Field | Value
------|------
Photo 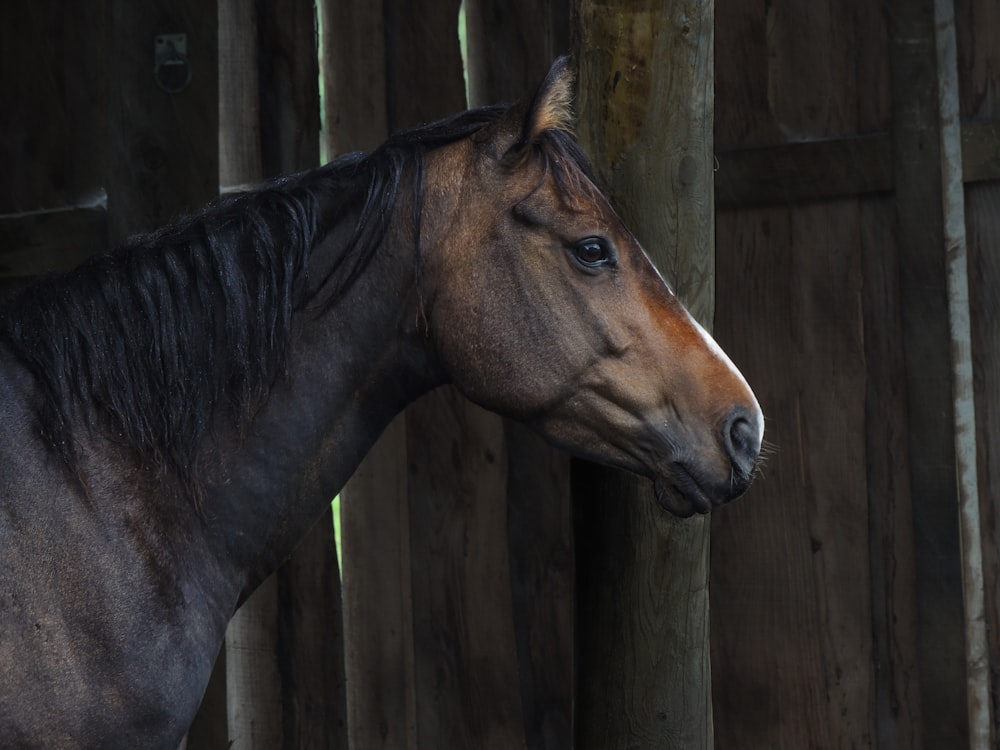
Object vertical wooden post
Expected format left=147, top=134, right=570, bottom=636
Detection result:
left=217, top=2, right=282, bottom=747
left=382, top=2, right=528, bottom=747
left=572, top=1, right=715, bottom=747
left=464, top=3, right=575, bottom=746
left=340, top=419, right=418, bottom=750
left=0, top=0, right=108, bottom=214
left=105, top=0, right=218, bottom=245
left=0, top=0, right=109, bottom=299
left=318, top=3, right=418, bottom=748
left=933, top=0, right=991, bottom=745
left=959, top=0, right=1000, bottom=742
left=710, top=4, right=898, bottom=747
left=887, top=1, right=970, bottom=746
left=465, top=0, right=561, bottom=103
left=218, top=2, right=347, bottom=747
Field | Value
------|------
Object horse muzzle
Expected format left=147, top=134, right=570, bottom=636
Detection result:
left=652, top=406, right=764, bottom=517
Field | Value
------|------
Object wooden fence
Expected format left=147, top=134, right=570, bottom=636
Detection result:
left=3, top=0, right=1000, bottom=748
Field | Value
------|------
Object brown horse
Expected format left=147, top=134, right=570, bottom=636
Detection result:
left=0, top=58, right=762, bottom=747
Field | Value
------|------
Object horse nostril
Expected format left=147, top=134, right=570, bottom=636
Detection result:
left=723, top=409, right=760, bottom=478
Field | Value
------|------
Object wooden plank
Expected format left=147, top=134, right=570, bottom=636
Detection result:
left=319, top=3, right=419, bottom=750
left=715, top=134, right=892, bottom=208
left=956, top=0, right=1000, bottom=743
left=383, top=0, right=466, bottom=128
left=105, top=0, right=218, bottom=243
left=341, top=418, right=418, bottom=750
left=254, top=0, right=321, bottom=178
left=184, top=649, right=228, bottom=749
left=407, top=390, right=526, bottom=749
left=216, top=2, right=347, bottom=747
left=276, top=514, right=347, bottom=749
left=711, top=2, right=886, bottom=747
left=250, top=3, right=348, bottom=747
left=858, top=194, right=923, bottom=749
left=572, top=2, right=716, bottom=747
left=887, top=1, right=969, bottom=746
left=320, top=4, right=416, bottom=750
left=463, top=3, right=574, bottom=747
left=218, top=0, right=262, bottom=190
left=0, top=0, right=107, bottom=300
left=711, top=204, right=873, bottom=749
left=215, top=1, right=282, bottom=745
left=962, top=121, right=1000, bottom=184
left=320, top=0, right=387, bottom=156
left=965, top=180, right=1000, bottom=747
left=381, top=2, right=529, bottom=747
left=0, top=208, right=107, bottom=278
left=934, top=3, right=991, bottom=744
left=465, top=0, right=559, bottom=105
left=0, top=0, right=107, bottom=213
left=503, top=421, right=573, bottom=749
left=226, top=577, right=283, bottom=748
left=715, top=121, right=1000, bottom=210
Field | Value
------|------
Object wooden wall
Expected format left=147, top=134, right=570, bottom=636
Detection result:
left=961, top=0, right=1000, bottom=740
left=711, top=1, right=999, bottom=747
left=4, top=0, right=1000, bottom=748
left=711, top=3, right=894, bottom=745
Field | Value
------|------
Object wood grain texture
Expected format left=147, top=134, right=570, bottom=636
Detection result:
left=407, top=389, right=527, bottom=749
left=254, top=3, right=347, bottom=747
left=105, top=0, right=218, bottom=244
left=711, top=1, right=891, bottom=747
left=383, top=3, right=529, bottom=747
left=325, top=6, right=415, bottom=749
left=887, top=1, right=968, bottom=745
left=715, top=121, right=1000, bottom=210
left=858, top=195, right=922, bottom=750
left=217, top=0, right=281, bottom=745
left=465, top=0, right=562, bottom=105
left=0, top=1, right=107, bottom=213
left=503, top=420, right=574, bottom=750
left=464, top=4, right=575, bottom=746
left=226, top=576, right=283, bottom=748
left=218, top=0, right=262, bottom=189
left=0, top=0, right=108, bottom=297
left=712, top=203, right=875, bottom=749
left=572, top=2, right=716, bottom=747
left=383, top=0, right=465, bottom=130
left=277, top=511, right=348, bottom=749
left=254, top=0, right=321, bottom=177
left=320, top=0, right=387, bottom=156
left=574, top=468, right=713, bottom=749
left=956, top=0, right=1000, bottom=742
left=965, top=181, right=1000, bottom=748
left=341, top=418, right=418, bottom=750
left=217, top=3, right=346, bottom=747
left=0, top=209, right=107, bottom=278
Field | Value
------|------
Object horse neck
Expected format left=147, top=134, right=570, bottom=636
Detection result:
left=207, top=215, right=441, bottom=597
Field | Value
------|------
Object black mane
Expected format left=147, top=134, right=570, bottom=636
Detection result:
left=0, top=102, right=593, bottom=499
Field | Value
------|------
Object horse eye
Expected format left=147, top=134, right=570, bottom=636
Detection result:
left=573, top=238, right=612, bottom=268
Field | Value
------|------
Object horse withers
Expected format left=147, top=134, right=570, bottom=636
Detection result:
left=0, top=58, right=762, bottom=747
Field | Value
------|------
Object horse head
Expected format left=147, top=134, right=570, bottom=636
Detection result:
left=419, top=58, right=763, bottom=516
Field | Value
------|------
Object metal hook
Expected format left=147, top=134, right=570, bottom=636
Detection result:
left=154, top=33, right=192, bottom=94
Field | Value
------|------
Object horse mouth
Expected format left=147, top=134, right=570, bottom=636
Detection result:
left=653, top=466, right=718, bottom=518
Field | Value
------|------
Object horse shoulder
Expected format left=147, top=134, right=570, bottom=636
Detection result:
left=0, top=355, right=231, bottom=747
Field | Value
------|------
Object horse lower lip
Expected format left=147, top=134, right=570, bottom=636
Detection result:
left=653, top=472, right=712, bottom=516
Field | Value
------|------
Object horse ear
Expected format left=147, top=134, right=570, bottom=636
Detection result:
left=520, top=56, right=575, bottom=143
left=474, top=57, right=575, bottom=161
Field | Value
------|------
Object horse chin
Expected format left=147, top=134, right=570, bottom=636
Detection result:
left=652, top=472, right=714, bottom=518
